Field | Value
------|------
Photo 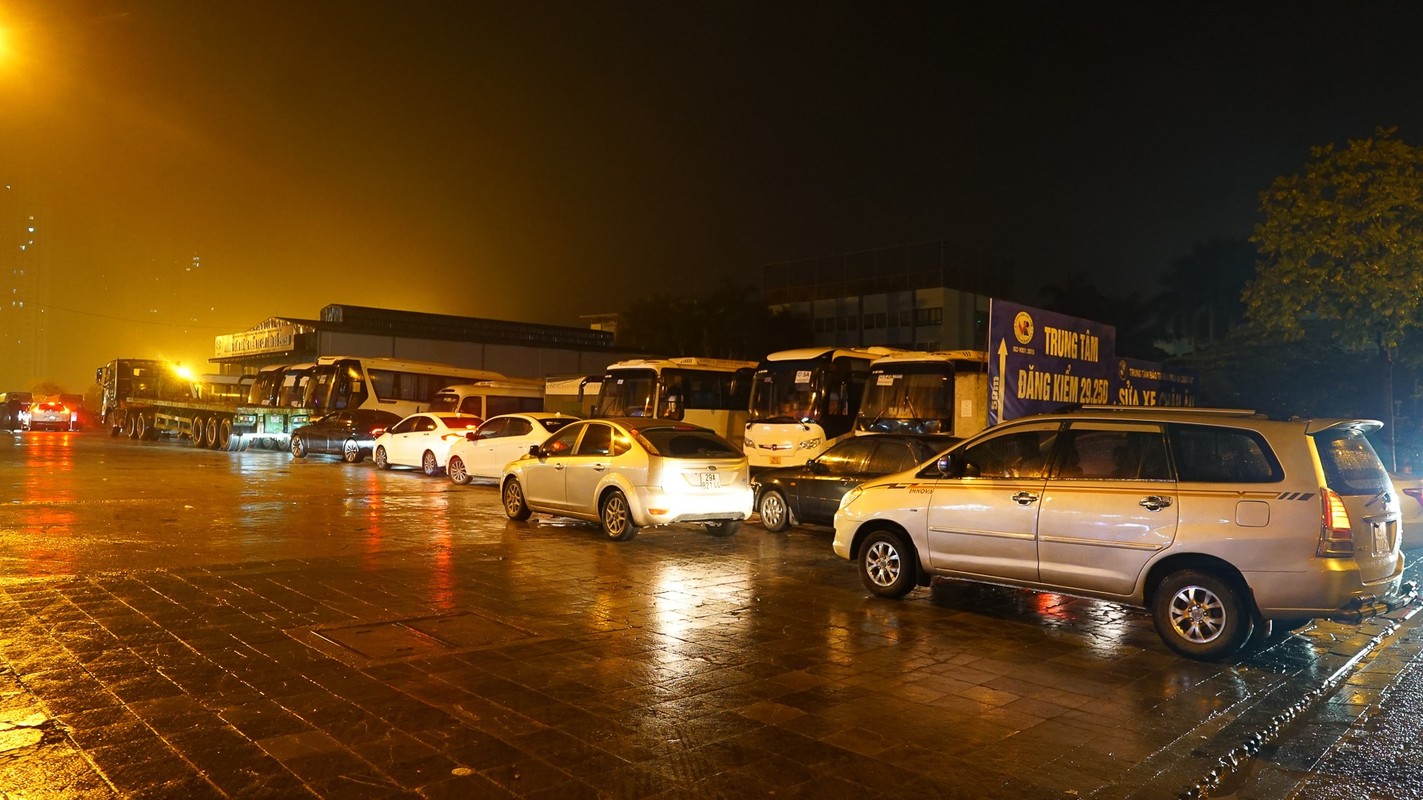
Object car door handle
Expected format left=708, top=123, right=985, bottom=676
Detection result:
left=592, top=464, right=606, bottom=471
left=1011, top=491, right=1039, bottom=505
left=553, top=464, right=565, bottom=471
left=1139, top=495, right=1173, bottom=511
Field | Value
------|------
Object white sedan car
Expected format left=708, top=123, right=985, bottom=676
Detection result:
left=500, top=417, right=753, bottom=540
left=373, top=412, right=484, bottom=476
left=446, top=412, right=580, bottom=485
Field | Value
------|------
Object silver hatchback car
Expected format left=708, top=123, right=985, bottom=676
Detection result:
left=501, top=418, right=753, bottom=541
left=832, top=407, right=1409, bottom=660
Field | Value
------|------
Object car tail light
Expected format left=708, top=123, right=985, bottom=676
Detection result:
left=440, top=433, right=462, bottom=443
left=1318, top=487, right=1354, bottom=557
left=1404, top=487, right=1423, bottom=509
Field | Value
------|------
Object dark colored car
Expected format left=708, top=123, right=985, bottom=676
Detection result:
left=753, top=434, right=945, bottom=531
left=290, top=409, right=402, bottom=463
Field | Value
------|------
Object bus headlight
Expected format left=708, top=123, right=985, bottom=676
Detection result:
left=798, top=438, right=821, bottom=451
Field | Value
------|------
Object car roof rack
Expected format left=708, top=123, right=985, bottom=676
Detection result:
left=1068, top=404, right=1259, bottom=416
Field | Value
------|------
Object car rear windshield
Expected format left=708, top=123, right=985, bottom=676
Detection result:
left=637, top=429, right=741, bottom=458
left=445, top=416, right=484, bottom=429
left=1316, top=429, right=1391, bottom=496
left=542, top=418, right=577, bottom=433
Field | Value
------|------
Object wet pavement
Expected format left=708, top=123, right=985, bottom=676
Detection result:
left=1, top=431, right=1422, bottom=798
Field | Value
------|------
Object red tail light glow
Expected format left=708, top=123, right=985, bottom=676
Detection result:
left=1318, top=488, right=1354, bottom=557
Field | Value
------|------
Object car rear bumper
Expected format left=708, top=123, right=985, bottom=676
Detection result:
left=1250, top=553, right=1409, bottom=620
left=633, top=486, right=753, bottom=527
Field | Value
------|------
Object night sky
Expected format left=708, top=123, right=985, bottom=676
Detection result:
left=5, top=1, right=1423, bottom=390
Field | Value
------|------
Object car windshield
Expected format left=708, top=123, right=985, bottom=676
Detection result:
left=1317, top=428, right=1391, bottom=496
left=636, top=428, right=741, bottom=458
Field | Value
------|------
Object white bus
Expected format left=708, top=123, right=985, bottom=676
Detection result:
left=592, top=357, right=755, bottom=444
left=232, top=356, right=507, bottom=448
left=855, top=350, right=989, bottom=440
left=428, top=379, right=545, bottom=418
left=744, top=347, right=895, bottom=468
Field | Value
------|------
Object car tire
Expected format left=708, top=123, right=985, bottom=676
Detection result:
left=448, top=456, right=471, bottom=485
left=705, top=520, right=741, bottom=537
left=758, top=489, right=791, bottom=532
left=422, top=450, right=441, bottom=476
left=502, top=479, right=532, bottom=521
left=600, top=490, right=639, bottom=541
left=342, top=439, right=362, bottom=463
left=1153, top=569, right=1254, bottom=661
left=290, top=435, right=307, bottom=458
left=859, top=530, right=918, bottom=598
left=374, top=446, right=390, bottom=470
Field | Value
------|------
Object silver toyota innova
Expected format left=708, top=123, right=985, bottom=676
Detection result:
left=832, top=407, right=1410, bottom=660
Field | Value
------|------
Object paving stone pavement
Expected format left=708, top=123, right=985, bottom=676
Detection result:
left=3, top=437, right=1421, bottom=799
left=1, top=530, right=1418, bottom=799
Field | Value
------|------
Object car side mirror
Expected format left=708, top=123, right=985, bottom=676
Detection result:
left=808, top=459, right=828, bottom=475
left=530, top=444, right=541, bottom=457
left=465, top=431, right=477, bottom=441
left=937, top=455, right=975, bottom=478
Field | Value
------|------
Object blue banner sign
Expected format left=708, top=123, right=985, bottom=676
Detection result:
left=987, top=300, right=1117, bottom=425
left=1114, top=357, right=1198, bottom=408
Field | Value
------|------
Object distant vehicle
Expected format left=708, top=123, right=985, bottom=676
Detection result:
left=500, top=418, right=753, bottom=541
left=290, top=409, right=403, bottom=463
left=0, top=392, right=33, bottom=431
left=1389, top=472, right=1423, bottom=550
left=232, top=356, right=507, bottom=451
left=96, top=359, right=248, bottom=447
left=28, top=400, right=79, bottom=432
left=373, top=412, right=485, bottom=476
left=428, top=380, right=544, bottom=419
left=856, top=350, right=989, bottom=439
left=744, top=347, right=895, bottom=469
left=593, top=357, right=755, bottom=446
left=544, top=374, right=602, bottom=417
left=752, top=434, right=943, bottom=532
left=446, top=412, right=580, bottom=485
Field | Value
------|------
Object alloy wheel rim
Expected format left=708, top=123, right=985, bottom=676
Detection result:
left=762, top=494, right=785, bottom=527
left=1168, top=585, right=1225, bottom=643
left=605, top=496, right=628, bottom=534
left=866, top=541, right=900, bottom=586
left=504, top=483, right=522, bottom=514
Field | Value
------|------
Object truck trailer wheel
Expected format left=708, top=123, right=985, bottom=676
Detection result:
left=125, top=414, right=139, bottom=439
left=191, top=417, right=207, bottom=447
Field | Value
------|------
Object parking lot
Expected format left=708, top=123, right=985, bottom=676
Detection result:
left=1, top=431, right=1419, bottom=798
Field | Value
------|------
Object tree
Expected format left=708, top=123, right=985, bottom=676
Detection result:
left=617, top=283, right=810, bottom=360
left=1157, top=238, right=1255, bottom=351
left=1244, top=127, right=1423, bottom=467
left=1037, top=272, right=1165, bottom=360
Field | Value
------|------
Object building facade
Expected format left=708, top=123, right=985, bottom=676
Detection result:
left=0, top=184, right=48, bottom=390
left=762, top=241, right=1012, bottom=352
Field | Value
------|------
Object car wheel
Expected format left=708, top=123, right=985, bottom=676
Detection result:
left=422, top=450, right=441, bottom=476
left=290, top=435, right=307, bottom=458
left=1153, top=570, right=1254, bottom=661
left=705, top=520, right=741, bottom=537
left=448, top=456, right=471, bottom=485
left=758, top=489, right=791, bottom=532
left=342, top=439, right=363, bottom=463
left=859, top=530, right=918, bottom=598
left=502, top=479, right=532, bottom=521
left=600, top=490, right=639, bottom=541
left=374, top=446, right=390, bottom=470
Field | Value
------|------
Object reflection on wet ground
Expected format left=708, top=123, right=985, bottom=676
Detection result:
left=0, top=434, right=1419, bottom=798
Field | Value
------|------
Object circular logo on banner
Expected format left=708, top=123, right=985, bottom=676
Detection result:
left=1118, top=359, right=1128, bottom=379
left=1013, top=311, right=1034, bottom=345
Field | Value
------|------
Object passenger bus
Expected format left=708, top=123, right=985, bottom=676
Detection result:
left=592, top=357, right=755, bottom=444
left=428, top=379, right=545, bottom=418
left=231, top=356, right=507, bottom=449
left=855, top=350, right=989, bottom=440
left=744, top=347, right=893, bottom=468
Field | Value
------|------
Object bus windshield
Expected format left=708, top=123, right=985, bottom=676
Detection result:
left=748, top=361, right=823, bottom=424
left=857, top=366, right=954, bottom=435
left=595, top=369, right=657, bottom=417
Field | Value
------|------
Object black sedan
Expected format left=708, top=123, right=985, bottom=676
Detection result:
left=290, top=409, right=402, bottom=463
left=753, top=434, right=945, bottom=531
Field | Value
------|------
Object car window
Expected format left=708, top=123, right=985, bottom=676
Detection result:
left=1317, top=428, right=1391, bottom=496
left=638, top=428, right=740, bottom=458
left=476, top=418, right=508, bottom=439
left=541, top=417, right=577, bottom=434
left=505, top=418, right=533, bottom=437
left=1054, top=423, right=1170, bottom=480
left=576, top=424, right=613, bottom=456
left=414, top=417, right=437, bottom=432
left=818, top=439, right=876, bottom=474
left=866, top=441, right=924, bottom=475
left=950, top=427, right=1059, bottom=479
left=543, top=424, right=583, bottom=456
left=1169, top=424, right=1282, bottom=483
left=389, top=417, right=419, bottom=434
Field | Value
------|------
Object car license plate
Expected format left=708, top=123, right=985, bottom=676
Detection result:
left=769, top=456, right=781, bottom=465
left=1374, top=523, right=1387, bottom=554
left=699, top=472, right=721, bottom=489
